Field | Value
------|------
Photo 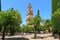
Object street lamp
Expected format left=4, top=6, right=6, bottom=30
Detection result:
left=0, top=0, right=1, bottom=11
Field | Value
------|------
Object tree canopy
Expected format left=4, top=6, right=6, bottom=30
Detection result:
left=52, top=8, right=60, bottom=33
left=52, top=0, right=60, bottom=13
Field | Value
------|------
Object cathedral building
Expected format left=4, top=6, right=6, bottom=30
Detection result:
left=26, top=3, right=33, bottom=25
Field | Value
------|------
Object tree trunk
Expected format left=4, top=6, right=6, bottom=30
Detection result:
left=2, top=23, right=8, bottom=40
left=2, top=26, right=6, bottom=40
left=10, top=27, right=13, bottom=35
left=34, top=24, right=37, bottom=39
left=10, top=26, right=15, bottom=36
left=6, top=29, right=8, bottom=35
left=59, top=34, right=60, bottom=40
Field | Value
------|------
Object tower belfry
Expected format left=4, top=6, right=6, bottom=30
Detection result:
left=0, top=0, right=1, bottom=11
left=26, top=3, right=33, bottom=24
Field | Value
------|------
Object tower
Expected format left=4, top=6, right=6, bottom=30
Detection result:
left=26, top=3, right=33, bottom=24
left=0, top=0, right=1, bottom=11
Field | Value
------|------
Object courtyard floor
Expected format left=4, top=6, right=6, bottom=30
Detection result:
left=0, top=33, right=59, bottom=40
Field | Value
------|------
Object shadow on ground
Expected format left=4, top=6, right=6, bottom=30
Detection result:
left=6, top=37, right=29, bottom=40
left=31, top=35, right=52, bottom=39
left=0, top=37, right=29, bottom=40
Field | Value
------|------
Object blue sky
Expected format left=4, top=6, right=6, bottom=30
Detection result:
left=1, top=0, right=51, bottom=25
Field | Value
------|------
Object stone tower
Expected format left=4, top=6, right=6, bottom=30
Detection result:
left=26, top=3, right=33, bottom=24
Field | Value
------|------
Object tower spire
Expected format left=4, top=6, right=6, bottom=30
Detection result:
left=0, top=0, right=1, bottom=11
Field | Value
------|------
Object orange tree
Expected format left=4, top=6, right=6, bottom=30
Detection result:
left=1, top=8, right=22, bottom=40
left=52, top=8, right=60, bottom=40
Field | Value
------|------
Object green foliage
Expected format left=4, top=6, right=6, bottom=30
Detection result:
left=28, top=19, right=34, bottom=25
left=6, top=8, right=22, bottom=35
left=34, top=14, right=41, bottom=25
left=0, top=12, right=3, bottom=32
left=20, top=25, right=34, bottom=32
left=52, top=8, right=60, bottom=33
left=52, top=0, right=60, bottom=13
left=40, top=19, right=52, bottom=31
left=24, top=26, right=34, bottom=32
left=34, top=10, right=41, bottom=31
left=0, top=8, right=22, bottom=34
left=27, top=10, right=41, bottom=32
left=45, top=19, right=52, bottom=29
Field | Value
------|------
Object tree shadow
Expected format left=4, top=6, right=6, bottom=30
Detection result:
left=0, top=37, right=29, bottom=40
left=31, top=34, right=52, bottom=39
left=32, top=36, right=45, bottom=39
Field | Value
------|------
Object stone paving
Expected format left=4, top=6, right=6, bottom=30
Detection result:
left=0, top=33, right=59, bottom=40
left=23, top=33, right=59, bottom=40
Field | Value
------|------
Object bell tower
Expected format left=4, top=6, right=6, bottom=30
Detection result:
left=26, top=3, right=33, bottom=24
